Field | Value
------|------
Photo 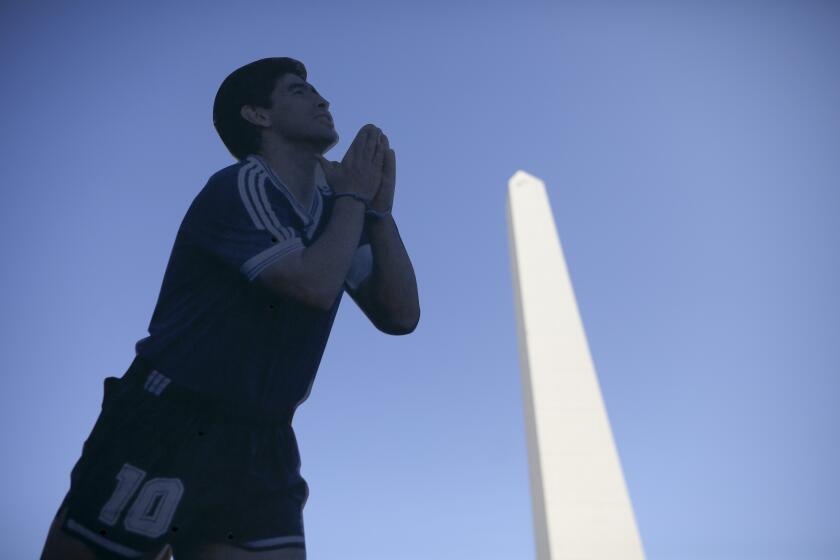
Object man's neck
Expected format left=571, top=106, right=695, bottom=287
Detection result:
left=257, top=137, right=319, bottom=206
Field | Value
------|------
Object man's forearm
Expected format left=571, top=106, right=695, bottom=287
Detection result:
left=298, top=197, right=366, bottom=309
left=365, top=214, right=420, bottom=330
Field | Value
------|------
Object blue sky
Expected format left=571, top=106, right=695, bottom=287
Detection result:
left=2, top=1, right=838, bottom=558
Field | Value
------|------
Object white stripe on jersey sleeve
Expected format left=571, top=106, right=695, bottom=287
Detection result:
left=237, top=162, right=265, bottom=230
left=246, top=171, right=289, bottom=242
left=255, top=171, right=297, bottom=241
left=237, top=162, right=297, bottom=243
left=241, top=237, right=305, bottom=282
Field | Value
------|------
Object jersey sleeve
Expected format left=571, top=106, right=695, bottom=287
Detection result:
left=344, top=228, right=374, bottom=292
left=186, top=164, right=305, bottom=282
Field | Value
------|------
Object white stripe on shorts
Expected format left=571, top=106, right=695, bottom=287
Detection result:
left=241, top=534, right=306, bottom=549
left=66, top=518, right=144, bottom=558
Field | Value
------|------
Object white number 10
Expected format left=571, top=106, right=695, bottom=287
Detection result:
left=98, top=462, right=184, bottom=538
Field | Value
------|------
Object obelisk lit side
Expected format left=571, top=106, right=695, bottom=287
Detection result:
left=506, top=170, right=645, bottom=560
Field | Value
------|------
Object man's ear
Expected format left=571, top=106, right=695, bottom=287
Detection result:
left=240, top=105, right=268, bottom=127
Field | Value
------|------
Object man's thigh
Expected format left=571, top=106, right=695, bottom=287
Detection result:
left=172, top=541, right=305, bottom=560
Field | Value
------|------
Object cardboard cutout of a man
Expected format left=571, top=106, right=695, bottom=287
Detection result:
left=41, top=56, right=420, bottom=560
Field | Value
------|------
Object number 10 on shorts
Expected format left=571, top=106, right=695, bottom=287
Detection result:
left=98, top=462, right=184, bottom=538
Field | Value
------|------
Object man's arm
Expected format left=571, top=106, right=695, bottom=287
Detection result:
left=258, top=196, right=366, bottom=310
left=259, top=125, right=384, bottom=310
left=349, top=214, right=420, bottom=335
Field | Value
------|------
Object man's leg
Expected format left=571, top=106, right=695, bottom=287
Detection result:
left=40, top=503, right=98, bottom=560
left=40, top=504, right=173, bottom=560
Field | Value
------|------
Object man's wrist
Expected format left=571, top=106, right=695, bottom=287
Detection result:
left=333, top=191, right=372, bottom=206
left=365, top=205, right=391, bottom=220
left=366, top=211, right=394, bottom=227
left=333, top=193, right=368, bottom=212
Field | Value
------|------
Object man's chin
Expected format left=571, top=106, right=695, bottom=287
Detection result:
left=294, top=130, right=338, bottom=154
left=319, top=132, right=339, bottom=154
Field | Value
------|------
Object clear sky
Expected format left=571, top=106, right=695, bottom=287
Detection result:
left=2, top=1, right=838, bottom=558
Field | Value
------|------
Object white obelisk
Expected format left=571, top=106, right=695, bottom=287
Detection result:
left=506, top=170, right=645, bottom=560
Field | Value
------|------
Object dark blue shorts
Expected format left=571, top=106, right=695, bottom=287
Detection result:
left=58, top=355, right=309, bottom=559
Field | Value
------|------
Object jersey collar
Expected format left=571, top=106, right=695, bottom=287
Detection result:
left=246, top=154, right=333, bottom=238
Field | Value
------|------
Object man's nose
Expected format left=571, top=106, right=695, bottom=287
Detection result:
left=312, top=91, right=329, bottom=107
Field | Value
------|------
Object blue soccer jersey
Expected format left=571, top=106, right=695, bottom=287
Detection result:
left=134, top=154, right=373, bottom=416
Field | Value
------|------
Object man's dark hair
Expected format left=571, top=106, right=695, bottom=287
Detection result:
left=213, top=57, right=308, bottom=161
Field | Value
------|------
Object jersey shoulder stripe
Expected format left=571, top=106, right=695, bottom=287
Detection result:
left=236, top=162, right=296, bottom=242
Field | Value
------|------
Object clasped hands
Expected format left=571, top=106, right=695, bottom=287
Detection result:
left=315, top=124, right=395, bottom=215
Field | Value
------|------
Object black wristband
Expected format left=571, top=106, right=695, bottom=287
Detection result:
left=365, top=207, right=391, bottom=220
left=332, top=192, right=371, bottom=206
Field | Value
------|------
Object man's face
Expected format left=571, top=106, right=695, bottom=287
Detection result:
left=262, top=73, right=338, bottom=153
